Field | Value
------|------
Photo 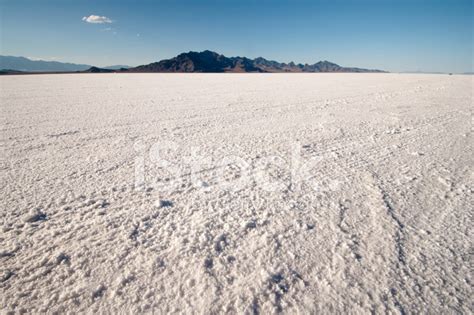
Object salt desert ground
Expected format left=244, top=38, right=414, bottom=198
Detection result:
left=1, top=73, right=472, bottom=313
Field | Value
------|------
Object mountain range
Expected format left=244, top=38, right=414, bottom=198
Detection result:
left=0, top=51, right=385, bottom=73
left=0, top=56, right=129, bottom=72
left=131, top=50, right=385, bottom=73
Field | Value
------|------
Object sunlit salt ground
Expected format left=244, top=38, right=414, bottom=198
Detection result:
left=1, top=73, right=472, bottom=313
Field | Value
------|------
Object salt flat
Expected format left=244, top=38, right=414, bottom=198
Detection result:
left=1, top=73, right=472, bottom=313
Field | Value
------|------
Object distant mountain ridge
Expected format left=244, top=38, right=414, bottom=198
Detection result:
left=0, top=56, right=130, bottom=72
left=0, top=56, right=91, bottom=72
left=131, top=50, right=385, bottom=73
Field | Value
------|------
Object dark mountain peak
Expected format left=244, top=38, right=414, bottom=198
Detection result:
left=134, top=50, right=236, bottom=72
left=200, top=50, right=220, bottom=56
left=84, top=66, right=115, bottom=73
left=177, top=50, right=224, bottom=62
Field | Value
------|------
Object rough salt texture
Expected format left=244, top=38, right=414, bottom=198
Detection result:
left=1, top=73, right=472, bottom=313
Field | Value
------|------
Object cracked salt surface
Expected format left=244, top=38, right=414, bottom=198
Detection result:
left=1, top=73, right=472, bottom=313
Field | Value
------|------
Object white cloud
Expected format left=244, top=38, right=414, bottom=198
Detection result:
left=82, top=15, right=113, bottom=24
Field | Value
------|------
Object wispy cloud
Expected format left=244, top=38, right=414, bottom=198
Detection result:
left=82, top=15, right=113, bottom=24
left=100, top=27, right=117, bottom=35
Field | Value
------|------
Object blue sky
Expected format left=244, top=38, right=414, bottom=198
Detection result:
left=1, top=0, right=472, bottom=72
